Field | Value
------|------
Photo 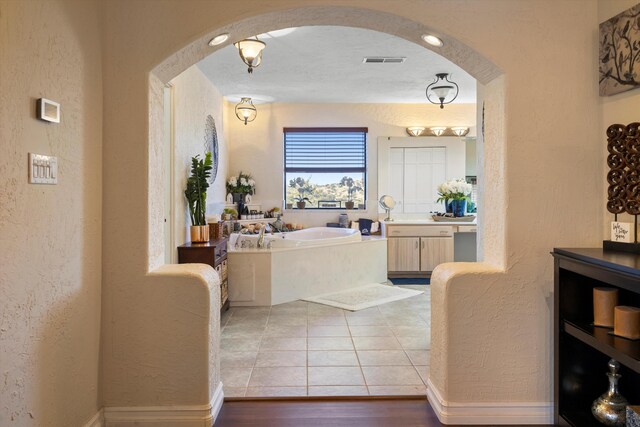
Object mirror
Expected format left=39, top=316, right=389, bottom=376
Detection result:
left=379, top=195, right=396, bottom=221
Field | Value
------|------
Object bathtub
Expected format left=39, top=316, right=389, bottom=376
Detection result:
left=229, top=227, right=361, bottom=249
left=227, top=228, right=387, bottom=306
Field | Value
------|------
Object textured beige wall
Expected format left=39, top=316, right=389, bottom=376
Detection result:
left=101, top=0, right=601, bottom=412
left=0, top=0, right=103, bottom=425
left=226, top=102, right=476, bottom=227
left=171, top=66, right=228, bottom=248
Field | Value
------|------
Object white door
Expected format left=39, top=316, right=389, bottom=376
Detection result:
left=389, top=148, right=405, bottom=213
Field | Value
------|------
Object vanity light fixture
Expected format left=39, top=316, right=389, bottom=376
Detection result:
left=451, top=126, right=470, bottom=137
left=235, top=97, right=257, bottom=125
left=406, top=126, right=427, bottom=137
left=421, top=34, right=443, bottom=47
left=426, top=73, right=459, bottom=109
left=234, top=37, right=266, bottom=73
left=430, top=127, right=447, bottom=137
left=209, top=33, right=229, bottom=46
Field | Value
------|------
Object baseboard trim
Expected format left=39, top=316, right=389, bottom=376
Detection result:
left=83, top=409, right=104, bottom=427
left=426, top=378, right=553, bottom=425
left=103, top=381, right=224, bottom=426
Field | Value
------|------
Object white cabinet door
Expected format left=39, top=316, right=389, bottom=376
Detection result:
left=388, top=237, right=420, bottom=272
left=420, top=237, right=454, bottom=272
left=389, top=148, right=405, bottom=213
left=403, top=147, right=446, bottom=213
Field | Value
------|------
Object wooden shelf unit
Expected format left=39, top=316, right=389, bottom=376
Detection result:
left=178, top=237, right=230, bottom=313
left=553, top=248, right=640, bottom=426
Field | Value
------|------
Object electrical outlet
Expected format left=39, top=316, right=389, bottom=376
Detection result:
left=29, top=153, right=57, bottom=185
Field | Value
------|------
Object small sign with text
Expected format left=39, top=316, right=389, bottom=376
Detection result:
left=611, top=221, right=632, bottom=242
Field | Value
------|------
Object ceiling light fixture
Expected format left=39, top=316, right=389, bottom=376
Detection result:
left=426, top=73, right=459, bottom=109
left=451, top=126, right=469, bottom=137
left=406, top=127, right=427, bottom=137
left=421, top=34, right=443, bottom=47
left=235, top=97, right=257, bottom=125
left=208, top=33, right=229, bottom=46
left=234, top=37, right=266, bottom=73
left=430, top=127, right=447, bottom=137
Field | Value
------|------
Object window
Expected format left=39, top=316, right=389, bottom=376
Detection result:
left=284, top=127, right=367, bottom=209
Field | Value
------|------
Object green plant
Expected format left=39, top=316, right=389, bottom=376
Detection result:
left=223, top=207, right=238, bottom=219
left=339, top=176, right=363, bottom=201
left=184, top=152, right=213, bottom=226
left=436, top=179, right=473, bottom=203
left=289, top=177, right=314, bottom=200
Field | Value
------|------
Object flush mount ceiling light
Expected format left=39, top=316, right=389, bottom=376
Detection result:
left=235, top=97, right=257, bottom=125
left=451, top=126, right=470, bottom=137
left=234, top=37, right=266, bottom=73
left=421, top=34, right=443, bottom=47
left=426, top=73, right=459, bottom=109
left=208, top=33, right=229, bottom=46
left=430, top=127, right=447, bottom=137
left=406, top=127, right=427, bottom=137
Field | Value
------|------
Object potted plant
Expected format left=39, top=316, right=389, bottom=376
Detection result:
left=184, top=152, right=213, bottom=242
left=339, top=176, right=363, bottom=210
left=222, top=207, right=237, bottom=221
left=226, top=172, right=256, bottom=203
left=289, top=177, right=314, bottom=209
left=436, top=178, right=473, bottom=217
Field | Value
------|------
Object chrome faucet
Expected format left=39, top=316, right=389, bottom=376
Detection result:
left=257, top=224, right=266, bottom=248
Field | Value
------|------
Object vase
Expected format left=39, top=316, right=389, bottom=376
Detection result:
left=445, top=200, right=453, bottom=213
left=592, top=359, right=628, bottom=426
left=451, top=199, right=467, bottom=217
left=345, top=201, right=355, bottom=210
left=190, top=225, right=209, bottom=243
left=232, top=192, right=244, bottom=203
left=296, top=201, right=306, bottom=209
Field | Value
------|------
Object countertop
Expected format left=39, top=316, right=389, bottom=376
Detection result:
left=382, top=218, right=477, bottom=226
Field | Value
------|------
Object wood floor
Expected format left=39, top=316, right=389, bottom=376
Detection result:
left=215, top=397, right=555, bottom=426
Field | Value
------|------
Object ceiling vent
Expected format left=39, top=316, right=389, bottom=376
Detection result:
left=362, top=57, right=406, bottom=64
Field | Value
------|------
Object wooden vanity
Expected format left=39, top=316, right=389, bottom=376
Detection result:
left=382, top=220, right=476, bottom=277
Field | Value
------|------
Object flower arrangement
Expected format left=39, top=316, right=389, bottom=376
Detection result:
left=339, top=176, right=363, bottom=202
left=227, top=171, right=255, bottom=195
left=436, top=179, right=472, bottom=203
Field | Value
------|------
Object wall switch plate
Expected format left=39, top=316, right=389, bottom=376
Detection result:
left=29, top=153, right=57, bottom=184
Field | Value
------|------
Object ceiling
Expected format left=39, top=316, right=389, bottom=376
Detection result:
left=196, top=26, right=476, bottom=104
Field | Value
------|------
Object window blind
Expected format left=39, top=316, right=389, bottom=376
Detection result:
left=284, top=128, right=367, bottom=173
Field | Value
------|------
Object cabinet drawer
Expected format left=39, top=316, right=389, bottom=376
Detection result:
left=457, top=225, right=477, bottom=233
left=386, top=225, right=453, bottom=237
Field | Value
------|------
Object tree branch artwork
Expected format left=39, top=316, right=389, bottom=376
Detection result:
left=600, top=3, right=640, bottom=96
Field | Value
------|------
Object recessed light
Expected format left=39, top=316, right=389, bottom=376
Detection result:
left=422, top=34, right=443, bottom=47
left=209, top=33, right=229, bottom=46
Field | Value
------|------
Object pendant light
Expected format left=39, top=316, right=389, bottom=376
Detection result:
left=234, top=37, right=266, bottom=73
left=426, top=73, right=459, bottom=109
left=235, top=98, right=257, bottom=125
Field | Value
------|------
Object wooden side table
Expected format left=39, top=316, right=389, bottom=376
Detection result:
left=177, top=237, right=229, bottom=312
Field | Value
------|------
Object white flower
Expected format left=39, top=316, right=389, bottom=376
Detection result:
left=248, top=179, right=255, bottom=187
left=228, top=176, right=237, bottom=186
left=240, top=177, right=248, bottom=186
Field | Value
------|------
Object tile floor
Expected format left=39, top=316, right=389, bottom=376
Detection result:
left=220, top=285, right=430, bottom=397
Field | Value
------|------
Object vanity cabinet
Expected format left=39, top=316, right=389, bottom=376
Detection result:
left=420, top=237, right=454, bottom=272
left=385, top=224, right=455, bottom=276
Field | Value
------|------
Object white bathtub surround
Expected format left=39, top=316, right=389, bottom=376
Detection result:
left=228, top=228, right=387, bottom=306
left=303, top=283, right=423, bottom=311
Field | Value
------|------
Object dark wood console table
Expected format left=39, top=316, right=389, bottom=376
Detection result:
left=178, top=237, right=229, bottom=312
left=553, top=248, right=640, bottom=426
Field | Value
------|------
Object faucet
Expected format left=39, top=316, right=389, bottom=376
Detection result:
left=257, top=224, right=266, bottom=248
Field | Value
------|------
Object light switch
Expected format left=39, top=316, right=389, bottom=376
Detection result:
left=29, top=153, right=57, bottom=185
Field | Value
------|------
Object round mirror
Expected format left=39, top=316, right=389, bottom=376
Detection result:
left=379, top=195, right=396, bottom=210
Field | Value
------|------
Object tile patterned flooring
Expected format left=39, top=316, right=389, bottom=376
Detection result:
left=220, top=285, right=430, bottom=397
